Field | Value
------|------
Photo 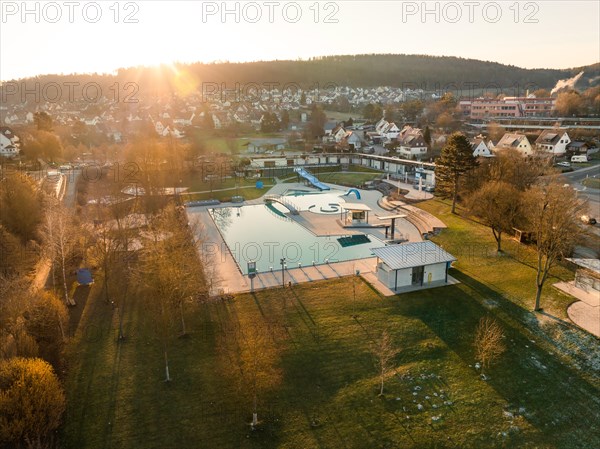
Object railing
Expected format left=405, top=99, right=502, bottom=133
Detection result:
left=264, top=194, right=299, bottom=215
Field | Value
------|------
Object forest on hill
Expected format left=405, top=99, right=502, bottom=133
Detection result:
left=2, top=54, right=598, bottom=104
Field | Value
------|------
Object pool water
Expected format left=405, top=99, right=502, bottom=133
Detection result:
left=210, top=204, right=385, bottom=274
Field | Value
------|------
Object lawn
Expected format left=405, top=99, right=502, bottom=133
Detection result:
left=417, top=199, right=576, bottom=320
left=582, top=177, right=600, bottom=189
left=62, top=274, right=600, bottom=449
left=318, top=172, right=382, bottom=187
left=197, top=137, right=251, bottom=154
left=181, top=183, right=273, bottom=202
left=282, top=165, right=384, bottom=187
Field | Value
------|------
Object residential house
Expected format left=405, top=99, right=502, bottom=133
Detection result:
left=397, top=126, right=428, bottom=158
left=567, top=141, right=594, bottom=156
left=339, top=131, right=362, bottom=151
left=471, top=135, right=494, bottom=157
left=535, top=129, right=571, bottom=155
left=0, top=127, right=20, bottom=158
left=375, top=118, right=400, bottom=140
left=330, top=124, right=347, bottom=143
left=495, top=133, right=533, bottom=156
left=173, top=113, right=195, bottom=127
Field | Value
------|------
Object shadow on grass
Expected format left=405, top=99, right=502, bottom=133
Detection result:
left=398, top=275, right=600, bottom=448
left=68, top=284, right=92, bottom=336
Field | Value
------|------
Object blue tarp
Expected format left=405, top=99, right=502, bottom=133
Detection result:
left=77, top=268, right=94, bottom=286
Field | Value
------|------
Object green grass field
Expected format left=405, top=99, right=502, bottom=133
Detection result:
left=282, top=165, right=383, bottom=187
left=318, top=172, right=382, bottom=186
left=60, top=199, right=600, bottom=449
left=582, top=177, right=600, bottom=189
left=418, top=199, right=576, bottom=320
left=198, top=137, right=251, bottom=153
left=182, top=184, right=273, bottom=202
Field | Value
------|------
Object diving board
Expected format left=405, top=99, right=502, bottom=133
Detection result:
left=294, top=167, right=330, bottom=191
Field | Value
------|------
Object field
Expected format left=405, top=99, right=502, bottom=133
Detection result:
left=195, top=135, right=291, bottom=154
left=181, top=183, right=274, bottom=202
left=282, top=165, right=384, bottom=187
left=317, top=171, right=382, bottom=186
left=61, top=199, right=600, bottom=449
left=582, top=177, right=600, bottom=189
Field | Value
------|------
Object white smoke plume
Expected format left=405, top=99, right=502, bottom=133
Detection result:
left=551, top=71, right=584, bottom=95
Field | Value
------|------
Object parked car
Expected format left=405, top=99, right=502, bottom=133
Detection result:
left=581, top=215, right=597, bottom=225
left=556, top=161, right=571, bottom=167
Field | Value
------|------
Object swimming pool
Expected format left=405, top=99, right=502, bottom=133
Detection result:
left=209, top=204, right=385, bottom=274
left=283, top=189, right=347, bottom=215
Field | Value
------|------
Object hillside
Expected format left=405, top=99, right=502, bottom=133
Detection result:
left=1, top=55, right=598, bottom=104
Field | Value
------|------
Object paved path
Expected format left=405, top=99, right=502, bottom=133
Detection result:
left=382, top=179, right=434, bottom=200
left=555, top=281, right=600, bottom=337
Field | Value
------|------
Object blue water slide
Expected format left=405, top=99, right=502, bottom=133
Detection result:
left=294, top=167, right=330, bottom=191
left=343, top=188, right=361, bottom=200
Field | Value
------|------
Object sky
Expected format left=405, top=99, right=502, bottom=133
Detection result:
left=1, top=0, right=599, bottom=81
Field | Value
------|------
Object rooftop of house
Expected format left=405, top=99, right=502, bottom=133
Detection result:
left=535, top=129, right=568, bottom=145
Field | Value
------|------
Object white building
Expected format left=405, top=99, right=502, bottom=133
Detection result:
left=495, top=133, right=533, bottom=157
left=0, top=128, right=20, bottom=158
left=397, top=126, right=428, bottom=158
left=371, top=241, right=456, bottom=292
left=535, top=129, right=571, bottom=155
left=471, top=138, right=493, bottom=157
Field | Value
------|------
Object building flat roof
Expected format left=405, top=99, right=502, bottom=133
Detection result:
left=377, top=214, right=408, bottom=220
left=567, top=258, right=600, bottom=275
left=341, top=203, right=372, bottom=212
left=371, top=241, right=456, bottom=270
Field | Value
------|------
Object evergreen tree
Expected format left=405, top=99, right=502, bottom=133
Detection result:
left=435, top=132, right=478, bottom=214
left=280, top=110, right=290, bottom=130
left=423, top=126, right=432, bottom=145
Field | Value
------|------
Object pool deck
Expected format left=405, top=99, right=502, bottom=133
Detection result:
left=186, top=181, right=426, bottom=295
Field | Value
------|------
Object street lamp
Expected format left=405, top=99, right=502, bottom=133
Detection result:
left=280, top=258, right=286, bottom=287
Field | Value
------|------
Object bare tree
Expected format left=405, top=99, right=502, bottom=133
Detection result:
left=370, top=329, right=399, bottom=396
left=468, top=181, right=523, bottom=252
left=473, top=316, right=505, bottom=375
left=220, top=321, right=284, bottom=428
left=134, top=205, right=207, bottom=380
left=154, top=206, right=207, bottom=335
left=88, top=220, right=121, bottom=304
left=525, top=181, right=585, bottom=311
left=42, top=200, right=77, bottom=306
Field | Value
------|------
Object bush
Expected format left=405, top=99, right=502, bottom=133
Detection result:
left=0, top=357, right=66, bottom=448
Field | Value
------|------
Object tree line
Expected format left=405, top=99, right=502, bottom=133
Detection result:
left=435, top=133, right=586, bottom=311
left=4, top=55, right=598, bottom=106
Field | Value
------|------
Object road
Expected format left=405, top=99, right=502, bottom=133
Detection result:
left=63, top=169, right=81, bottom=209
left=561, top=164, right=600, bottom=212
left=561, top=165, right=600, bottom=258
